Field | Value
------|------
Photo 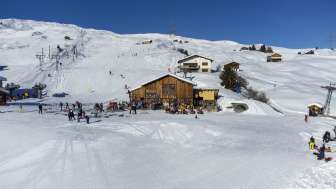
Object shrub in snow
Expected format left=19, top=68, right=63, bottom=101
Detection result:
left=244, top=87, right=269, bottom=104
left=177, top=48, right=189, bottom=56
left=219, top=68, right=247, bottom=90
left=32, top=31, right=43, bottom=36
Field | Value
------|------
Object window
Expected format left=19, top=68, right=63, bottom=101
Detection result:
left=202, top=62, right=208, bottom=66
left=145, top=90, right=159, bottom=99
left=202, top=69, right=209, bottom=72
left=162, top=84, right=176, bottom=96
left=184, top=63, right=198, bottom=67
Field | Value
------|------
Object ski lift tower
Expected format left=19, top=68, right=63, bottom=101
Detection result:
left=321, top=83, right=336, bottom=115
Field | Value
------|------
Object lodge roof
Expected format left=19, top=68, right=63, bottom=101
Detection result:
left=131, top=73, right=196, bottom=91
left=269, top=53, right=282, bottom=58
left=177, top=55, right=214, bottom=63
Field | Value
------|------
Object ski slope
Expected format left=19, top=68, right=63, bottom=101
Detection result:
left=1, top=19, right=336, bottom=188
left=2, top=19, right=336, bottom=113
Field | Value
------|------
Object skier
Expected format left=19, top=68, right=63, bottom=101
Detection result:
left=323, top=131, right=331, bottom=143
left=59, top=102, right=63, bottom=111
left=38, top=104, right=43, bottom=114
left=65, top=102, right=69, bottom=111
left=309, top=136, right=316, bottom=150
left=333, top=126, right=336, bottom=140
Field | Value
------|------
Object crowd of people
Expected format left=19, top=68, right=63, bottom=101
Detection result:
left=308, top=126, right=336, bottom=162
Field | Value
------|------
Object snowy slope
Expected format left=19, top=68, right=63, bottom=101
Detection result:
left=2, top=19, right=336, bottom=189
left=2, top=19, right=336, bottom=114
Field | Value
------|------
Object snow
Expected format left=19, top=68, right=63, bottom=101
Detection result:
left=1, top=19, right=336, bottom=188
left=0, top=108, right=317, bottom=189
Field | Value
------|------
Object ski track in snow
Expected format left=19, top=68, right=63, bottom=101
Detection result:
left=1, top=19, right=336, bottom=188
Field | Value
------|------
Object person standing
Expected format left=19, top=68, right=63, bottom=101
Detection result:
left=85, top=115, right=90, bottom=124
left=309, top=136, right=316, bottom=150
left=323, top=131, right=331, bottom=143
left=68, top=110, right=72, bottom=121
left=65, top=102, right=69, bottom=110
left=304, top=114, right=308, bottom=123
left=77, top=112, right=81, bottom=122
left=317, top=144, right=326, bottom=160
left=59, top=102, right=63, bottom=111
left=38, top=104, right=43, bottom=114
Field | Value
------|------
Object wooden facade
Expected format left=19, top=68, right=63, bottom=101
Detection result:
left=193, top=88, right=219, bottom=111
left=131, top=74, right=194, bottom=107
left=223, top=62, right=240, bottom=71
left=267, top=53, right=282, bottom=62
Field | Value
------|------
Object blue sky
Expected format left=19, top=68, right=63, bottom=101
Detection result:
left=2, top=0, right=336, bottom=48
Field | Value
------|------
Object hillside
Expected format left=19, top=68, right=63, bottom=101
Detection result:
left=2, top=19, right=336, bottom=189
left=1, top=19, right=336, bottom=114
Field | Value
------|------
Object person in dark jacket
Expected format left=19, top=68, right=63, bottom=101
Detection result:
left=59, top=102, right=63, bottom=111
left=77, top=112, right=81, bottom=122
left=323, top=131, right=331, bottom=143
left=38, top=104, right=43, bottom=114
left=85, top=115, right=90, bottom=124
left=68, top=110, right=72, bottom=121
left=65, top=102, right=69, bottom=110
left=317, top=144, right=326, bottom=160
left=129, top=101, right=137, bottom=114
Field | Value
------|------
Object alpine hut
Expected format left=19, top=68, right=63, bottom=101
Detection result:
left=223, top=62, right=240, bottom=72
left=130, top=73, right=195, bottom=109
left=267, top=53, right=282, bottom=62
left=177, top=55, right=214, bottom=73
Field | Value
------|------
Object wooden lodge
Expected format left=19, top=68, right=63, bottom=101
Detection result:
left=223, top=62, right=240, bottom=71
left=267, top=53, right=282, bottom=62
left=130, top=73, right=220, bottom=111
left=130, top=73, right=195, bottom=108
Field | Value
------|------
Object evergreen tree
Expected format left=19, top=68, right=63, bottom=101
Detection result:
left=259, top=44, right=266, bottom=53
left=266, top=46, right=273, bottom=53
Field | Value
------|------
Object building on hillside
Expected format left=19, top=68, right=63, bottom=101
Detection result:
left=177, top=55, right=214, bottom=73
left=267, top=53, right=282, bottom=62
left=223, top=62, right=240, bottom=71
left=193, top=88, right=219, bottom=111
left=308, top=103, right=323, bottom=116
left=130, top=73, right=195, bottom=109
left=0, top=87, right=9, bottom=105
left=142, top=40, right=153, bottom=44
